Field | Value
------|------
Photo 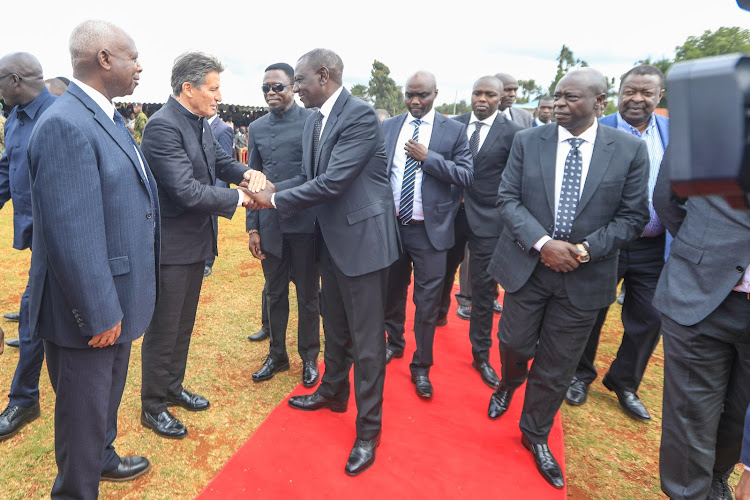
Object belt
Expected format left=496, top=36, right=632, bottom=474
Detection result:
left=401, top=219, right=424, bottom=226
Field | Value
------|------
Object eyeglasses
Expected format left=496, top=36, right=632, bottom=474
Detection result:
left=261, top=83, right=292, bottom=94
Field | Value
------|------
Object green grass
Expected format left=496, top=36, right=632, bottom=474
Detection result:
left=0, top=203, right=742, bottom=499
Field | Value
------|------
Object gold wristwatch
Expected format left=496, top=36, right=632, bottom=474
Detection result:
left=576, top=243, right=590, bottom=263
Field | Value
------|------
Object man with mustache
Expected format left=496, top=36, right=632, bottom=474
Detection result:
left=565, top=65, right=668, bottom=423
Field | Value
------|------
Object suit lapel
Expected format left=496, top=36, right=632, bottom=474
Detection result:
left=315, top=88, right=350, bottom=175
left=201, top=119, right=216, bottom=184
left=578, top=126, right=615, bottom=213
left=386, top=114, right=408, bottom=174
left=428, top=113, right=447, bottom=151
left=302, top=113, right=315, bottom=180
left=539, top=125, right=558, bottom=217
left=475, top=114, right=505, bottom=163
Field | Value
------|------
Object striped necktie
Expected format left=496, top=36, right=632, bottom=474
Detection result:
left=398, top=119, right=421, bottom=225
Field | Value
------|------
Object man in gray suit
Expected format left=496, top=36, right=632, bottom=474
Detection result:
left=246, top=48, right=399, bottom=477
left=246, top=62, right=320, bottom=388
left=494, top=73, right=533, bottom=129
left=486, top=68, right=649, bottom=489
left=382, top=70, right=473, bottom=398
left=653, top=151, right=750, bottom=500
left=27, top=20, right=158, bottom=496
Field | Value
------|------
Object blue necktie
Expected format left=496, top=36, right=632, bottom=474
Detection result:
left=398, top=119, right=421, bottom=225
left=553, top=137, right=584, bottom=241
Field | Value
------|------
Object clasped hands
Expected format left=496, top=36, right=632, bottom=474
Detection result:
left=540, top=240, right=587, bottom=273
left=239, top=169, right=276, bottom=209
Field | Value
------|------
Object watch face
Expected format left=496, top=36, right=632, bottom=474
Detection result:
left=578, top=254, right=590, bottom=263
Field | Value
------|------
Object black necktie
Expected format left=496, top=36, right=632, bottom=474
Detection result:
left=553, top=137, right=584, bottom=241
left=312, top=111, right=323, bottom=165
left=469, top=122, right=483, bottom=157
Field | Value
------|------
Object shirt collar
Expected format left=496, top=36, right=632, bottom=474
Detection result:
left=207, top=114, right=218, bottom=125
left=170, top=95, right=202, bottom=121
left=558, top=119, right=598, bottom=145
left=71, top=78, right=116, bottom=122
left=17, top=88, right=53, bottom=120
left=470, top=110, right=498, bottom=127
left=319, top=85, right=344, bottom=119
left=407, top=107, right=436, bottom=126
left=615, top=111, right=656, bottom=137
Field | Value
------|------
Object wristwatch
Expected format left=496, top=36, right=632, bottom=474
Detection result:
left=576, top=243, right=590, bottom=263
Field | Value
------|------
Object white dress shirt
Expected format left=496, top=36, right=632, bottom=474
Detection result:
left=466, top=110, right=498, bottom=153
left=534, top=120, right=599, bottom=251
left=390, top=108, right=436, bottom=221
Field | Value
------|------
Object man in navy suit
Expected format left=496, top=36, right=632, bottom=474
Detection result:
left=27, top=20, right=158, bottom=497
left=204, top=111, right=235, bottom=276
left=382, top=71, right=473, bottom=398
left=565, top=66, right=668, bottom=422
left=0, top=52, right=55, bottom=441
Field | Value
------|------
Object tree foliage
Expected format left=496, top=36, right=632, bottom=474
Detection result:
left=517, top=79, right=544, bottom=103
left=548, top=44, right=588, bottom=95
left=368, top=60, right=406, bottom=116
left=435, top=100, right=471, bottom=116
left=674, top=26, right=750, bottom=62
left=350, top=84, right=370, bottom=102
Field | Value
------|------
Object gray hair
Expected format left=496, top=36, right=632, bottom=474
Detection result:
left=298, top=48, right=343, bottom=83
left=171, top=51, right=225, bottom=95
left=69, top=20, right=121, bottom=64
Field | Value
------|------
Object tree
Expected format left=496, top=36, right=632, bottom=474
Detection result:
left=548, top=44, right=588, bottom=95
left=435, top=100, right=471, bottom=116
left=350, top=84, right=370, bottom=102
left=517, top=79, right=544, bottom=103
left=674, top=26, right=750, bottom=62
left=368, top=60, right=406, bottom=116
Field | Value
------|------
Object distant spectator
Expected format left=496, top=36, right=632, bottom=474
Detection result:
left=375, top=108, right=390, bottom=123
left=126, top=110, right=136, bottom=134
left=132, top=102, right=147, bottom=144
left=494, top=72, right=533, bottom=128
left=532, top=96, right=554, bottom=127
left=234, top=125, right=247, bottom=149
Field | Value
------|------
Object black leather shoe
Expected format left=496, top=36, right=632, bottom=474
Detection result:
left=522, top=434, right=565, bottom=489
left=565, top=378, right=589, bottom=406
left=302, top=361, right=320, bottom=388
left=411, top=375, right=433, bottom=398
left=247, top=327, right=270, bottom=342
left=456, top=305, right=471, bottom=320
left=3, top=312, right=20, bottom=322
left=140, top=410, right=187, bottom=439
left=385, top=347, right=404, bottom=364
left=493, top=300, right=503, bottom=314
left=472, top=360, right=500, bottom=389
left=708, top=470, right=733, bottom=500
left=0, top=402, right=40, bottom=441
left=436, top=316, right=448, bottom=326
left=203, top=265, right=212, bottom=277
left=167, top=388, right=210, bottom=412
left=288, top=391, right=347, bottom=413
left=252, top=356, right=290, bottom=382
left=602, top=376, right=650, bottom=420
left=101, top=456, right=152, bottom=482
left=5, top=338, right=19, bottom=348
left=488, top=386, right=515, bottom=419
left=345, top=435, right=380, bottom=476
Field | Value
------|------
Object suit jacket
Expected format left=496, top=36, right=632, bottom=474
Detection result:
left=26, top=82, right=160, bottom=348
left=210, top=116, right=235, bottom=157
left=488, top=123, right=650, bottom=310
left=141, top=96, right=248, bottom=265
left=382, top=112, right=473, bottom=251
left=274, top=88, right=400, bottom=277
left=0, top=88, right=56, bottom=250
left=454, top=112, right=524, bottom=238
left=245, top=104, right=315, bottom=258
left=508, top=107, right=533, bottom=129
left=652, top=150, right=750, bottom=326
left=600, top=112, right=669, bottom=149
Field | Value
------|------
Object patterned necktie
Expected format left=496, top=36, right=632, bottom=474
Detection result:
left=553, top=137, right=585, bottom=241
left=113, top=111, right=138, bottom=147
left=469, top=122, right=483, bottom=157
left=398, top=119, right=422, bottom=225
left=312, top=111, right=323, bottom=165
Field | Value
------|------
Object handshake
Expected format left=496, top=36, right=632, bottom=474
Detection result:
left=239, top=169, right=276, bottom=210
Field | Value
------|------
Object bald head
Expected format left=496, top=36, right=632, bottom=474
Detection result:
left=558, top=67, right=607, bottom=95
left=298, top=48, right=343, bottom=84
left=405, top=70, right=437, bottom=92
left=553, top=68, right=607, bottom=136
left=474, top=75, right=503, bottom=93
left=0, top=52, right=46, bottom=108
left=404, top=70, right=438, bottom=119
left=494, top=72, right=519, bottom=111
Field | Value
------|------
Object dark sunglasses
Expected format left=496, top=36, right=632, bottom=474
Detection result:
left=261, top=83, right=292, bottom=93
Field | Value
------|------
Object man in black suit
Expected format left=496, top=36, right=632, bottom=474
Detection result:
left=27, top=20, right=158, bottom=496
left=494, top=73, right=533, bottom=128
left=246, top=62, right=320, bottom=388
left=140, top=51, right=264, bottom=440
left=450, top=76, right=524, bottom=389
left=486, top=68, right=649, bottom=489
left=381, top=71, right=473, bottom=398
left=246, top=48, right=399, bottom=476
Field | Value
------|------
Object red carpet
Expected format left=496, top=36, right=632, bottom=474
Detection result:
left=198, top=286, right=566, bottom=499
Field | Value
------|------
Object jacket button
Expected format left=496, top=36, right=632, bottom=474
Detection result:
left=737, top=266, right=744, bottom=273
left=146, top=213, right=152, bottom=219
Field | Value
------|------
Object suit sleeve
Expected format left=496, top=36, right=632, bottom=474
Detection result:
left=584, top=140, right=650, bottom=259
left=141, top=119, right=240, bottom=219
left=216, top=125, right=234, bottom=157
left=653, top=146, right=687, bottom=237
left=0, top=148, right=9, bottom=209
left=245, top=126, right=261, bottom=231
left=28, top=117, right=123, bottom=337
left=421, top=127, right=474, bottom=187
left=497, top=135, right=551, bottom=252
left=214, top=139, right=248, bottom=185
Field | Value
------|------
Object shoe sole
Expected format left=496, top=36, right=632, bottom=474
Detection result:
left=0, top=410, right=40, bottom=442
left=140, top=419, right=188, bottom=440
left=166, top=401, right=211, bottom=412
left=100, top=463, right=153, bottom=482
left=252, top=364, right=290, bottom=383
left=288, top=401, right=348, bottom=413
left=564, top=395, right=587, bottom=406
left=247, top=335, right=270, bottom=342
left=344, top=455, right=376, bottom=477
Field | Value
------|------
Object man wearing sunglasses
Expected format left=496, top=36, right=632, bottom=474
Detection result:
left=246, top=63, right=320, bottom=389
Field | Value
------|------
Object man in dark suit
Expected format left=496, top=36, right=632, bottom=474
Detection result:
left=139, top=51, right=264, bottom=440
left=246, top=48, right=399, bottom=476
left=204, top=111, right=235, bottom=276
left=450, top=75, right=524, bottom=389
left=486, top=68, right=649, bottom=489
left=532, top=96, right=554, bottom=127
left=246, top=62, right=320, bottom=387
left=382, top=71, right=473, bottom=398
left=653, top=152, right=750, bottom=500
left=566, top=65, right=669, bottom=421
left=494, top=73, right=533, bottom=128
left=27, top=20, right=158, bottom=497
left=0, top=52, right=56, bottom=441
